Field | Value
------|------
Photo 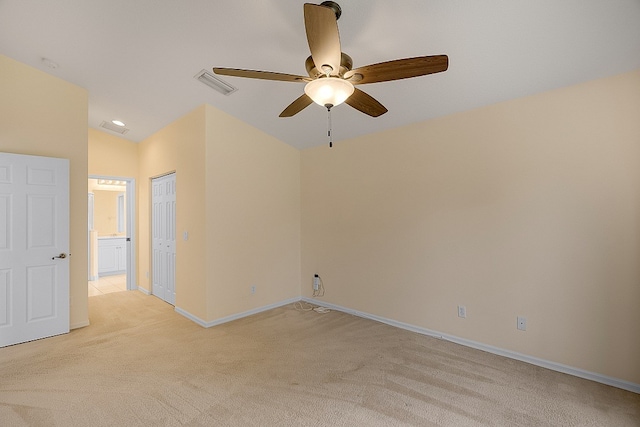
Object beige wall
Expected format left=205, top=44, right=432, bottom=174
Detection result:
left=88, top=128, right=139, bottom=177
left=137, top=104, right=301, bottom=322
left=0, top=54, right=89, bottom=328
left=205, top=104, right=301, bottom=320
left=301, top=69, right=640, bottom=384
left=138, top=105, right=208, bottom=319
left=92, top=190, right=124, bottom=236
left=88, top=129, right=139, bottom=282
left=89, top=129, right=138, bottom=178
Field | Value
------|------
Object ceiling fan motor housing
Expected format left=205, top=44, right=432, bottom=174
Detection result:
left=305, top=52, right=353, bottom=78
left=320, top=1, right=342, bottom=20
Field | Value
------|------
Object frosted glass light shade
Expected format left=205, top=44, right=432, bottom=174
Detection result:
left=304, top=77, right=354, bottom=107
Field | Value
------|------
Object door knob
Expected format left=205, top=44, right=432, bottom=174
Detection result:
left=52, top=253, right=68, bottom=260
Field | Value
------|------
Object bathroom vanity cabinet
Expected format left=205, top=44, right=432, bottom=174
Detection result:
left=98, top=237, right=127, bottom=276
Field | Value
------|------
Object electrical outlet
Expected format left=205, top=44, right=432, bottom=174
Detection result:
left=251, top=285, right=256, bottom=294
left=458, top=305, right=466, bottom=318
left=517, top=316, right=527, bottom=331
left=313, top=274, right=320, bottom=291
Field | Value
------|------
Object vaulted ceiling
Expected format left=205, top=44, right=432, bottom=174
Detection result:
left=1, top=0, right=639, bottom=150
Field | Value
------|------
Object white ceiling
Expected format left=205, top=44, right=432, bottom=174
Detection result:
left=2, top=0, right=639, bottom=150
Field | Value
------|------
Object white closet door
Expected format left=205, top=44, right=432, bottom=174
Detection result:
left=151, top=173, right=176, bottom=305
left=0, top=152, right=70, bottom=347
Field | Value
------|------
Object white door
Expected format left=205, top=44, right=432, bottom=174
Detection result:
left=0, top=152, right=69, bottom=347
left=151, top=173, right=176, bottom=305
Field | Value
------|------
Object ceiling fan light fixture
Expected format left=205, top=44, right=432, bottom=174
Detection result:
left=304, top=77, right=354, bottom=108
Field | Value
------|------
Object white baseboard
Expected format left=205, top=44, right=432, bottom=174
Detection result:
left=175, top=297, right=301, bottom=328
left=302, top=297, right=640, bottom=394
left=137, top=287, right=150, bottom=295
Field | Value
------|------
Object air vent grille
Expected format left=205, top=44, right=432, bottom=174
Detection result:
left=195, top=69, right=237, bottom=95
left=99, top=121, right=130, bottom=135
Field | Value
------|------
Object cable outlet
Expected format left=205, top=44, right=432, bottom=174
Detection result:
left=458, top=305, right=466, bottom=318
left=517, top=316, right=526, bottom=331
left=251, top=285, right=256, bottom=294
left=313, top=274, right=320, bottom=291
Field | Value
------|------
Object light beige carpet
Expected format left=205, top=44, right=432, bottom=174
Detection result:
left=0, top=291, right=638, bottom=426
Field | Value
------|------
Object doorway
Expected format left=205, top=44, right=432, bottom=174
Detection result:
left=88, top=176, right=136, bottom=294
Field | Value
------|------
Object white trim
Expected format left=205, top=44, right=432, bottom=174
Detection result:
left=302, top=297, right=640, bottom=394
left=125, top=179, right=136, bottom=292
left=137, top=287, right=151, bottom=295
left=175, top=297, right=301, bottom=328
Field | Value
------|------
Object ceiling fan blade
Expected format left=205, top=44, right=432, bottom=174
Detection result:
left=344, top=55, right=448, bottom=85
left=345, top=88, right=388, bottom=117
left=280, top=94, right=313, bottom=117
left=304, top=3, right=342, bottom=76
left=213, top=68, right=310, bottom=83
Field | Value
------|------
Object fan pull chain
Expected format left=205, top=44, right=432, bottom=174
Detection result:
left=326, top=104, right=333, bottom=148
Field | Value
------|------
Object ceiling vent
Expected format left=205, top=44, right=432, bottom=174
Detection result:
left=195, top=69, right=237, bottom=96
left=99, top=120, right=130, bottom=135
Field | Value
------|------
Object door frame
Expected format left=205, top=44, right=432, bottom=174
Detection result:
left=88, top=175, right=136, bottom=291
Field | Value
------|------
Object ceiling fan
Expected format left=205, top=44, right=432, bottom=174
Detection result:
left=213, top=1, right=448, bottom=119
